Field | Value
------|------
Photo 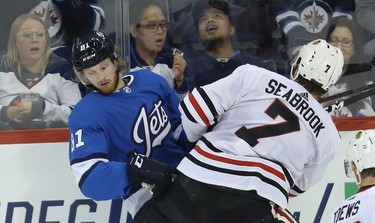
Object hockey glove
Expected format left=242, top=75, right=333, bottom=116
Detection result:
left=127, top=152, right=171, bottom=197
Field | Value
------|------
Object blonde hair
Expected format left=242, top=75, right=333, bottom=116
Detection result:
left=114, top=45, right=126, bottom=73
left=1, top=13, right=51, bottom=75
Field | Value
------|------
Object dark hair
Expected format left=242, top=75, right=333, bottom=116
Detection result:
left=361, top=167, right=375, bottom=179
left=192, top=0, right=232, bottom=25
left=326, top=17, right=365, bottom=64
left=295, top=76, right=327, bottom=97
left=129, top=0, right=166, bottom=25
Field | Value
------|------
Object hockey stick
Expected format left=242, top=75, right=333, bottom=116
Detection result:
left=318, top=83, right=375, bottom=103
left=323, top=87, right=375, bottom=113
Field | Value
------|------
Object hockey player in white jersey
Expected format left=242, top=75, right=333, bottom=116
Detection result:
left=134, top=39, right=344, bottom=223
left=329, top=129, right=375, bottom=223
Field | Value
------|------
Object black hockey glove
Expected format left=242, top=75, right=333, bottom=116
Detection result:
left=127, top=152, right=171, bottom=197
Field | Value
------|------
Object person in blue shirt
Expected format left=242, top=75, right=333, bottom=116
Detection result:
left=129, top=0, right=188, bottom=100
left=69, top=30, right=189, bottom=222
left=185, top=0, right=277, bottom=91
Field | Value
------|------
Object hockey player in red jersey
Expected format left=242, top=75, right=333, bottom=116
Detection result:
left=134, top=39, right=344, bottom=223
left=329, top=129, right=375, bottom=223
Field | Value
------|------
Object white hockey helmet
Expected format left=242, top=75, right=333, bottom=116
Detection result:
left=344, top=130, right=375, bottom=184
left=290, top=39, right=344, bottom=91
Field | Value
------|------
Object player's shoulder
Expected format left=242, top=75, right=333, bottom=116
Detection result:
left=236, top=50, right=276, bottom=71
left=71, top=91, right=107, bottom=114
left=125, top=69, right=170, bottom=90
left=126, top=69, right=164, bottom=81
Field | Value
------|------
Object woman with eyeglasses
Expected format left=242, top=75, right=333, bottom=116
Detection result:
left=324, top=16, right=375, bottom=116
left=0, top=13, right=81, bottom=130
left=129, top=0, right=188, bottom=100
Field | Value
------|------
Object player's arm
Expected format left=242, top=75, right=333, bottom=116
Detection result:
left=268, top=0, right=311, bottom=49
left=69, top=126, right=128, bottom=200
left=179, top=64, right=252, bottom=142
left=157, top=73, right=190, bottom=150
left=289, top=139, right=340, bottom=197
left=52, top=0, right=105, bottom=35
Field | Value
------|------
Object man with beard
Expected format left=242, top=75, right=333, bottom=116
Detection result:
left=69, top=30, right=190, bottom=223
left=185, top=0, right=277, bottom=91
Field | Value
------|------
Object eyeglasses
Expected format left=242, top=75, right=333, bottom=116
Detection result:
left=18, top=30, right=47, bottom=41
left=136, top=22, right=168, bottom=32
left=328, top=37, right=353, bottom=48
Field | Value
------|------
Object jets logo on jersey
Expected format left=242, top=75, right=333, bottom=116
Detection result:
left=133, top=100, right=171, bottom=156
left=296, top=0, right=332, bottom=33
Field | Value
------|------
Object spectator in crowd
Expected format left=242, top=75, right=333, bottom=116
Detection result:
left=69, top=31, right=190, bottom=223
left=134, top=39, right=343, bottom=223
left=0, top=14, right=81, bottom=130
left=167, top=0, right=247, bottom=54
left=129, top=0, right=188, bottom=100
left=186, top=0, right=276, bottom=92
left=329, top=129, right=375, bottom=222
left=0, top=0, right=105, bottom=63
left=355, top=0, right=375, bottom=61
left=0, top=0, right=105, bottom=98
left=324, top=17, right=375, bottom=116
left=270, top=0, right=355, bottom=54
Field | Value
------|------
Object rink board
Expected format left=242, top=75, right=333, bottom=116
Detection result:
left=0, top=117, right=374, bottom=222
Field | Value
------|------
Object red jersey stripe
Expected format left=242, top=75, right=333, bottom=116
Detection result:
left=194, top=145, right=286, bottom=181
left=189, top=93, right=211, bottom=126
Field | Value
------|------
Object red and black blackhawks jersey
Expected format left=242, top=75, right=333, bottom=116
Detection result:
left=178, top=64, right=341, bottom=209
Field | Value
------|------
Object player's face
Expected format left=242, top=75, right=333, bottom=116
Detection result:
left=83, top=58, right=122, bottom=94
left=328, top=26, right=354, bottom=65
left=132, top=5, right=167, bottom=59
left=197, top=8, right=234, bottom=46
left=16, top=19, right=47, bottom=67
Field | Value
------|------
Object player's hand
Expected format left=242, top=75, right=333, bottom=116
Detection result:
left=173, top=52, right=186, bottom=87
left=127, top=152, right=171, bottom=197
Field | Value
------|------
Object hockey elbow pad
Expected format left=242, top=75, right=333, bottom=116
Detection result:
left=127, top=152, right=172, bottom=197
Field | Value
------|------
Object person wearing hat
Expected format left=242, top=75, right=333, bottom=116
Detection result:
left=185, top=0, right=276, bottom=92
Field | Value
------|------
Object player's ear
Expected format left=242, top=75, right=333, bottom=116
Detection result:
left=230, top=25, right=235, bottom=36
left=130, top=24, right=137, bottom=38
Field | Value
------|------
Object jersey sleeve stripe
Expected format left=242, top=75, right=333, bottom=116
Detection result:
left=197, top=87, right=218, bottom=117
left=290, top=184, right=305, bottom=195
left=78, top=161, right=102, bottom=188
left=70, top=152, right=108, bottom=165
left=179, top=100, right=197, bottom=123
left=272, top=205, right=299, bottom=223
left=188, top=93, right=211, bottom=126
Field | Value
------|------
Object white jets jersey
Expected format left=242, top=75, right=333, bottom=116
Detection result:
left=178, top=64, right=341, bottom=209
left=0, top=71, right=81, bottom=124
left=329, top=185, right=375, bottom=223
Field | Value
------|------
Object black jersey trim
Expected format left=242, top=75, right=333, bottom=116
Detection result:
left=180, top=100, right=198, bottom=123
left=186, top=153, right=289, bottom=201
left=200, top=139, right=295, bottom=189
left=70, top=153, right=108, bottom=165
left=197, top=87, right=218, bottom=117
left=78, top=161, right=102, bottom=189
